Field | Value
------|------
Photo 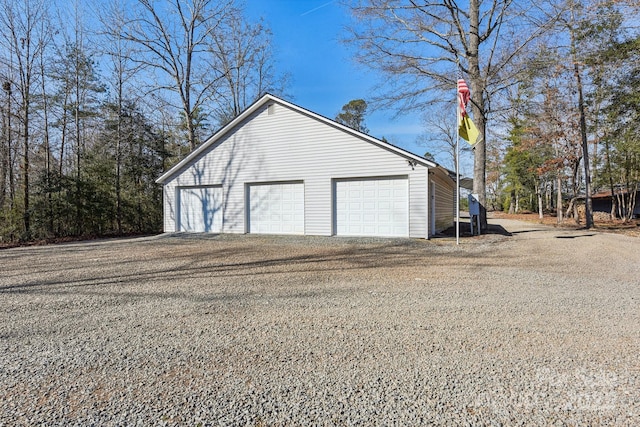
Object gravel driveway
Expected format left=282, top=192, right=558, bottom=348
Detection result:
left=1, top=218, right=639, bottom=425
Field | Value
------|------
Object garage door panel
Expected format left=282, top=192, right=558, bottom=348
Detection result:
left=363, top=201, right=376, bottom=210
left=363, top=212, right=376, bottom=221
left=248, top=182, right=304, bottom=235
left=335, top=178, right=408, bottom=237
left=179, top=187, right=223, bottom=232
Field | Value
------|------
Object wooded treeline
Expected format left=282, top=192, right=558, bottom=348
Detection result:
left=2, top=0, right=639, bottom=244
left=346, top=0, right=639, bottom=226
left=495, top=0, right=640, bottom=223
left=0, top=0, right=285, bottom=242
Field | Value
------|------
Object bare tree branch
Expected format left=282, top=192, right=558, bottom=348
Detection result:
left=343, top=0, right=561, bottom=230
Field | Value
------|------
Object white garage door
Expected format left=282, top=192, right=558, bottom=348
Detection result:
left=179, top=186, right=223, bottom=232
left=335, top=177, right=409, bottom=237
left=248, top=182, right=304, bottom=234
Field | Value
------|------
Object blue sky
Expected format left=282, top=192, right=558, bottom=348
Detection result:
left=245, top=0, right=428, bottom=157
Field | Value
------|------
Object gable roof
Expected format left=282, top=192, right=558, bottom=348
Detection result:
left=156, top=93, right=439, bottom=184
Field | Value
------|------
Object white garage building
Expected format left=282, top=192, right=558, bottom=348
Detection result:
left=156, top=94, right=455, bottom=239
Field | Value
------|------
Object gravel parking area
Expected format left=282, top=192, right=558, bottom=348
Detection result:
left=1, top=219, right=639, bottom=425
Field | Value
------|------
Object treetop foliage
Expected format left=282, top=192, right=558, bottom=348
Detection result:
left=335, top=99, right=369, bottom=133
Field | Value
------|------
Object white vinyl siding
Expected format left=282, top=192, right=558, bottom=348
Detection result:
left=335, top=178, right=409, bottom=237
left=433, top=173, right=455, bottom=233
left=178, top=186, right=223, bottom=232
left=161, top=99, right=450, bottom=238
left=248, top=182, right=304, bottom=234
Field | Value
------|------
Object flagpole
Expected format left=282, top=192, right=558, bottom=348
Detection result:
left=456, top=76, right=460, bottom=245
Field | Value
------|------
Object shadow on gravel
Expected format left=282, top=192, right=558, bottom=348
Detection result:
left=437, top=222, right=512, bottom=238
left=2, top=240, right=482, bottom=294
left=510, top=229, right=549, bottom=235
left=555, top=234, right=596, bottom=239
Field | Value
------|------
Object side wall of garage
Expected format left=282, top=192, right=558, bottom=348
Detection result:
left=432, top=170, right=455, bottom=233
left=161, top=101, right=433, bottom=238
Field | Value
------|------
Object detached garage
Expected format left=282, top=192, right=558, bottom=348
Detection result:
left=157, top=94, right=455, bottom=239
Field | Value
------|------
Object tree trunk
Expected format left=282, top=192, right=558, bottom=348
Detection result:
left=574, top=61, right=593, bottom=228
left=566, top=197, right=575, bottom=221
left=602, top=138, right=616, bottom=220
left=22, top=89, right=30, bottom=238
left=22, top=36, right=32, bottom=237
left=1, top=81, right=9, bottom=210
left=556, top=174, right=563, bottom=223
left=509, top=189, right=516, bottom=214
left=7, top=82, right=16, bottom=209
left=537, top=182, right=543, bottom=219
left=75, top=25, right=82, bottom=235
left=75, top=101, right=81, bottom=234
left=40, top=38, right=53, bottom=235
left=59, top=90, right=69, bottom=178
left=469, top=0, right=487, bottom=232
left=546, top=183, right=551, bottom=212
left=616, top=192, right=623, bottom=219
left=6, top=82, right=14, bottom=208
left=116, top=72, right=123, bottom=234
left=0, top=103, right=5, bottom=211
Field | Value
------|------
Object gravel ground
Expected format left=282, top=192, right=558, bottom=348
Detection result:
left=1, top=218, right=639, bottom=426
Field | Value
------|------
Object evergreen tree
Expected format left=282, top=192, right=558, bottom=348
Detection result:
left=335, top=99, right=369, bottom=133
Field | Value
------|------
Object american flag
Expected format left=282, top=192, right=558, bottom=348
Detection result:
left=458, top=79, right=470, bottom=117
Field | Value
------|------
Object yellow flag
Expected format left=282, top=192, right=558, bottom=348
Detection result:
left=459, top=114, right=479, bottom=145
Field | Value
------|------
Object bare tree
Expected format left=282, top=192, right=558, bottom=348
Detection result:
left=49, top=1, right=105, bottom=234
left=208, top=14, right=286, bottom=126
left=419, top=110, right=472, bottom=171
left=99, top=0, right=143, bottom=233
left=38, top=14, right=54, bottom=235
left=564, top=0, right=595, bottom=227
left=344, top=0, right=558, bottom=231
left=0, top=78, right=13, bottom=212
left=0, top=0, right=49, bottom=237
left=121, top=0, right=235, bottom=150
